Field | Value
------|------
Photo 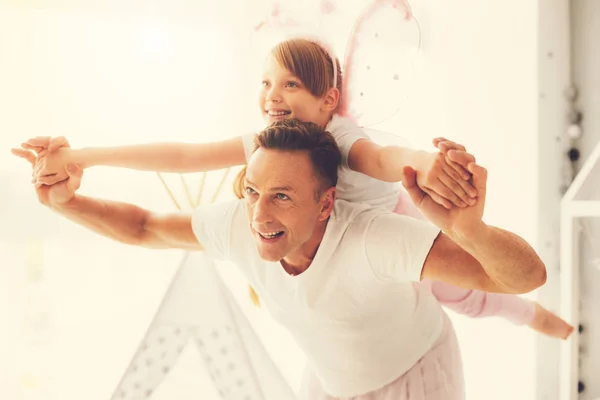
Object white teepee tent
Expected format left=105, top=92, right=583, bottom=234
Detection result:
left=110, top=168, right=297, bottom=400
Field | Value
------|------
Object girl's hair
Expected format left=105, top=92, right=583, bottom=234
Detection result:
left=233, top=166, right=262, bottom=307
left=270, top=38, right=343, bottom=108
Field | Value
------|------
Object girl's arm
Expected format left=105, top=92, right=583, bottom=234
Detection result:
left=72, top=137, right=246, bottom=172
left=348, top=138, right=478, bottom=208
left=25, top=136, right=247, bottom=185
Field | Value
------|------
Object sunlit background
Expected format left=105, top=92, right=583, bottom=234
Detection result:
left=0, top=0, right=585, bottom=399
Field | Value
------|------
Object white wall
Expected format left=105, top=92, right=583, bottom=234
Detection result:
left=378, top=2, right=540, bottom=399
left=570, top=1, right=600, bottom=399
left=1, top=1, right=545, bottom=400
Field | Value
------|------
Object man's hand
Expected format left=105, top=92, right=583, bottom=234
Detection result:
left=23, top=135, right=70, bottom=153
left=433, top=137, right=477, bottom=173
left=413, top=150, right=477, bottom=209
left=11, top=145, right=83, bottom=207
left=18, top=136, right=72, bottom=186
left=402, top=161, right=487, bottom=238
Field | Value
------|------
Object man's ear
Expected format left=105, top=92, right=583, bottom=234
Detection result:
left=321, top=87, right=340, bottom=112
left=318, top=187, right=336, bottom=221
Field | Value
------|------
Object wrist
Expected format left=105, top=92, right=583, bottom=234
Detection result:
left=408, top=150, right=435, bottom=172
left=384, top=147, right=425, bottom=179
left=49, top=194, right=79, bottom=212
left=447, top=220, right=488, bottom=243
left=69, top=148, right=91, bottom=168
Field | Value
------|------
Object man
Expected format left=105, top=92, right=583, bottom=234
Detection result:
left=14, top=119, right=546, bottom=398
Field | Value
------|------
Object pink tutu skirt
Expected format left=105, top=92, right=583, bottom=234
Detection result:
left=298, top=312, right=465, bottom=400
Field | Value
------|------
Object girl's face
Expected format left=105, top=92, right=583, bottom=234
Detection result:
left=259, top=55, right=332, bottom=128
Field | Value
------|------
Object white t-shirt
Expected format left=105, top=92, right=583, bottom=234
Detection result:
left=192, top=199, right=444, bottom=397
left=242, top=114, right=401, bottom=211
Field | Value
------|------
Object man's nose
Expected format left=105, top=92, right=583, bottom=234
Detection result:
left=252, top=197, right=273, bottom=224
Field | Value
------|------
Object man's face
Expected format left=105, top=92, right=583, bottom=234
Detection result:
left=244, top=148, right=333, bottom=263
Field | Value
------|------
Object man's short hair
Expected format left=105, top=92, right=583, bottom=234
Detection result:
left=253, top=118, right=341, bottom=192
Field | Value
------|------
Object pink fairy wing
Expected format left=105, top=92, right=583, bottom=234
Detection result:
left=340, top=0, right=421, bottom=127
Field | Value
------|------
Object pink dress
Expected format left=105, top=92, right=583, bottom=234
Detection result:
left=299, top=192, right=535, bottom=400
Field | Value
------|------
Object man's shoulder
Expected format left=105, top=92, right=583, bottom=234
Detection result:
left=192, top=198, right=246, bottom=227
left=333, top=200, right=435, bottom=235
left=332, top=200, right=390, bottom=228
left=191, top=198, right=253, bottom=260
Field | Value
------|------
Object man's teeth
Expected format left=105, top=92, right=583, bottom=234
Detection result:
left=260, top=231, right=283, bottom=238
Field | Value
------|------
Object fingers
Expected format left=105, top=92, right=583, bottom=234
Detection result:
left=25, top=136, right=51, bottom=147
left=48, top=136, right=70, bottom=151
left=11, top=148, right=37, bottom=166
left=435, top=175, right=474, bottom=207
left=443, top=155, right=471, bottom=180
left=432, top=137, right=445, bottom=147
left=434, top=139, right=473, bottom=171
left=401, top=167, right=426, bottom=207
left=65, top=164, right=83, bottom=192
left=442, top=163, right=477, bottom=199
left=433, top=137, right=465, bottom=150
left=433, top=140, right=473, bottom=180
left=23, top=136, right=70, bottom=154
left=441, top=159, right=467, bottom=183
left=423, top=186, right=453, bottom=209
left=436, top=139, right=466, bottom=153
left=20, top=142, right=47, bottom=156
left=423, top=176, right=466, bottom=207
left=423, top=153, right=475, bottom=207
left=33, top=158, right=44, bottom=180
left=467, top=163, right=487, bottom=201
left=35, top=173, right=64, bottom=186
left=447, top=149, right=476, bottom=168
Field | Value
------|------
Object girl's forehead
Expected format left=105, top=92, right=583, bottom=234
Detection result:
left=263, top=55, right=291, bottom=74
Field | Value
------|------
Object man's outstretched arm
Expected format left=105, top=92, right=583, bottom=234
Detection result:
left=421, top=230, right=546, bottom=294
left=12, top=145, right=202, bottom=251
left=367, top=161, right=546, bottom=294
left=52, top=194, right=202, bottom=251
left=406, top=159, right=546, bottom=294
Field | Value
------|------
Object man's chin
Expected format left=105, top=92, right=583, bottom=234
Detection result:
left=258, top=252, right=283, bottom=263
left=256, top=246, right=284, bottom=263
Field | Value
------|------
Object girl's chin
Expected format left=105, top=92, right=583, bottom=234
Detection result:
left=264, top=114, right=292, bottom=124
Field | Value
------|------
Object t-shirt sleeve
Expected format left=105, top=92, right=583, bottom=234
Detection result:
left=242, top=132, right=257, bottom=161
left=327, top=116, right=370, bottom=169
left=365, top=213, right=441, bottom=282
left=191, top=200, right=245, bottom=261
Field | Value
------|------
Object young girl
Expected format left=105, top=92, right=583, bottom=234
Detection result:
left=23, top=38, right=477, bottom=211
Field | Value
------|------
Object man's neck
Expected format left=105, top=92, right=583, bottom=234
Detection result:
left=281, top=219, right=328, bottom=276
